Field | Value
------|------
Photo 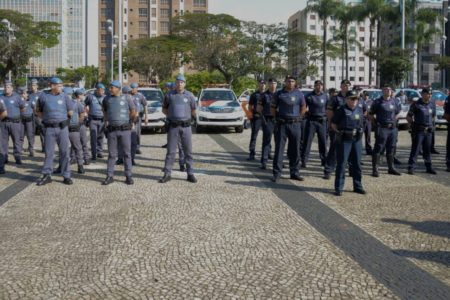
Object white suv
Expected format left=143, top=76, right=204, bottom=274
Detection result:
left=196, top=88, right=245, bottom=133
left=138, top=87, right=166, bottom=132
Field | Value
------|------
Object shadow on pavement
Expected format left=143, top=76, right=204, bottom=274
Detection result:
left=393, top=250, right=450, bottom=267
left=382, top=218, right=450, bottom=239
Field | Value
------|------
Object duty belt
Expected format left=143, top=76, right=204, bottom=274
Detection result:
left=378, top=123, right=394, bottom=129
left=307, top=115, right=326, bottom=122
left=339, top=129, right=362, bottom=140
left=90, top=116, right=104, bottom=121
left=68, top=125, right=80, bottom=132
left=277, top=117, right=302, bottom=124
left=107, top=123, right=131, bottom=132
left=2, top=117, right=21, bottom=123
left=21, top=116, right=33, bottom=122
left=412, top=124, right=432, bottom=132
left=169, top=120, right=191, bottom=127
left=43, top=119, right=69, bottom=129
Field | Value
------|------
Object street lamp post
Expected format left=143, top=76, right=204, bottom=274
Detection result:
left=1, top=19, right=13, bottom=81
left=107, top=19, right=114, bottom=82
left=118, top=0, right=123, bottom=85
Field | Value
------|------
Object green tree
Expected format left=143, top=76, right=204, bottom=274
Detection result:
left=306, top=0, right=340, bottom=88
left=56, top=66, right=99, bottom=88
left=126, top=35, right=192, bottom=83
left=0, top=9, right=60, bottom=81
left=374, top=47, right=413, bottom=87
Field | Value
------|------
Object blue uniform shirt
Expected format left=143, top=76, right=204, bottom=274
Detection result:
left=36, top=92, right=73, bottom=123
left=305, top=91, right=328, bottom=117
left=407, top=98, right=435, bottom=127
left=0, top=92, right=25, bottom=119
left=332, top=104, right=364, bottom=131
left=369, top=97, right=400, bottom=125
left=21, top=98, right=36, bottom=117
left=259, top=90, right=276, bottom=117
left=249, top=90, right=265, bottom=114
left=102, top=94, right=136, bottom=126
left=162, top=89, right=196, bottom=121
left=131, top=92, right=147, bottom=114
left=327, top=91, right=349, bottom=112
left=271, top=88, right=305, bottom=119
left=69, top=100, right=84, bottom=126
left=85, top=93, right=106, bottom=117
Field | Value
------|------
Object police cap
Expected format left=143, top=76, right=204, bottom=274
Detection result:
left=285, top=75, right=297, bottom=81
left=31, top=79, right=38, bottom=85
left=110, top=80, right=121, bottom=89
left=258, top=79, right=266, bottom=84
left=122, top=86, right=131, bottom=93
left=314, top=80, right=323, bottom=85
left=268, top=78, right=277, bottom=83
left=346, top=90, right=359, bottom=99
left=96, top=83, right=106, bottom=89
left=4, top=80, right=13, bottom=87
left=341, top=79, right=351, bottom=85
left=74, top=88, right=85, bottom=96
left=17, top=86, right=27, bottom=94
left=130, top=83, right=138, bottom=89
left=421, top=87, right=431, bottom=94
left=176, top=74, right=186, bottom=82
left=49, top=77, right=63, bottom=84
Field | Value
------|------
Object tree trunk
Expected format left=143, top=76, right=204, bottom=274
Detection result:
left=369, top=20, right=374, bottom=87
left=417, top=47, right=420, bottom=86
left=341, top=44, right=345, bottom=80
left=376, top=19, right=381, bottom=87
left=345, top=27, right=349, bottom=80
left=323, top=19, right=328, bottom=89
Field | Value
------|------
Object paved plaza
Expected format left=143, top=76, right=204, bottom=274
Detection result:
left=0, top=128, right=449, bottom=299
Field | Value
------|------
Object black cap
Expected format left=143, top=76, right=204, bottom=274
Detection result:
left=258, top=79, right=266, bottom=84
left=346, top=90, right=359, bottom=99
left=268, top=78, right=277, bottom=83
left=314, top=80, right=323, bottom=85
left=421, top=87, right=431, bottom=94
left=285, top=75, right=297, bottom=81
left=341, top=79, right=351, bottom=85
left=328, top=88, right=336, bottom=93
left=381, top=85, right=391, bottom=89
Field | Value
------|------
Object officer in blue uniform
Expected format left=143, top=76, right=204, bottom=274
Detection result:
left=369, top=86, right=401, bottom=177
left=35, top=77, right=73, bottom=186
left=407, top=88, right=436, bottom=175
left=270, top=75, right=306, bottom=182
left=67, top=88, right=85, bottom=174
left=247, top=80, right=266, bottom=161
left=18, top=86, right=35, bottom=157
left=331, top=91, right=366, bottom=196
left=301, top=80, right=328, bottom=168
left=0, top=98, right=7, bottom=174
left=444, top=94, right=450, bottom=172
left=29, top=79, right=44, bottom=152
left=102, top=80, right=136, bottom=185
left=159, top=74, right=197, bottom=183
left=361, top=91, right=373, bottom=155
left=85, top=83, right=106, bottom=161
left=323, top=79, right=351, bottom=179
left=130, top=82, right=147, bottom=155
left=0, top=80, right=25, bottom=168
left=256, top=78, right=277, bottom=169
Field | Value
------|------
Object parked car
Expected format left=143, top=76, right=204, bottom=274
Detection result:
left=361, top=88, right=382, bottom=101
left=395, top=88, right=421, bottom=103
left=196, top=88, right=245, bottom=133
left=435, top=106, right=448, bottom=127
left=0, top=87, right=4, bottom=95
left=138, top=87, right=166, bottom=132
left=431, top=90, right=447, bottom=107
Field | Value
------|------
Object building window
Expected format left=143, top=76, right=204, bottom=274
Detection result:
left=330, top=76, right=335, bottom=81
left=152, top=0, right=156, bottom=4
left=330, top=66, right=336, bottom=71
left=139, top=34, right=148, bottom=38
left=359, top=57, right=364, bottom=62
left=359, top=27, right=365, bottom=32
left=359, top=77, right=364, bottom=82
left=101, top=34, right=108, bottom=43
left=101, top=47, right=107, bottom=56
left=310, top=14, right=316, bottom=20
left=151, top=21, right=156, bottom=30
left=359, top=67, right=364, bottom=72
left=292, top=19, right=298, bottom=28
left=160, top=21, right=169, bottom=32
left=359, top=37, right=365, bottom=42
left=161, top=0, right=169, bottom=4
left=139, top=8, right=148, bottom=17
left=193, top=10, right=205, bottom=13
left=194, top=0, right=207, bottom=7
left=350, top=46, right=355, bottom=51
left=160, top=9, right=170, bottom=18
left=139, top=21, right=148, bottom=30
left=310, top=25, right=316, bottom=30
left=151, top=8, right=156, bottom=17
left=350, top=67, right=355, bottom=71
left=350, top=77, right=355, bottom=81
left=139, top=0, right=147, bottom=3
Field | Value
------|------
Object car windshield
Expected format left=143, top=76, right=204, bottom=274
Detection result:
left=432, top=91, right=447, bottom=101
left=366, top=90, right=382, bottom=100
left=139, top=90, right=164, bottom=102
left=200, top=90, right=239, bottom=107
left=148, top=101, right=162, bottom=107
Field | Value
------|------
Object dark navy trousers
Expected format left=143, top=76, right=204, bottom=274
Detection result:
left=260, top=118, right=274, bottom=164
left=408, top=130, right=432, bottom=169
left=273, top=121, right=301, bottom=178
left=335, top=137, right=363, bottom=192
left=373, top=127, right=397, bottom=155
left=301, top=118, right=327, bottom=164
left=249, top=117, right=262, bottom=156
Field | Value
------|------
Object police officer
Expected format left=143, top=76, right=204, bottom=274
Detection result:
left=407, top=88, right=437, bottom=175
left=331, top=91, right=366, bottom=196
left=256, top=78, right=277, bottom=169
left=270, top=75, right=306, bottom=182
left=247, top=80, right=266, bottom=161
left=0, top=80, right=25, bottom=168
left=323, top=79, right=351, bottom=179
left=102, top=80, right=136, bottom=185
left=85, top=83, right=106, bottom=161
left=369, top=86, right=401, bottom=177
left=0, top=97, right=7, bottom=174
left=18, top=86, right=35, bottom=157
left=116, top=86, right=132, bottom=165
left=29, top=79, right=44, bottom=152
left=35, top=77, right=73, bottom=186
left=361, top=92, right=373, bottom=155
left=159, top=74, right=197, bottom=183
left=301, top=80, right=328, bottom=168
left=444, top=94, right=450, bottom=172
left=130, top=83, right=147, bottom=155
left=67, top=88, right=85, bottom=174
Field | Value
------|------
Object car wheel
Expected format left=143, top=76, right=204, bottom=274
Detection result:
left=235, top=126, right=244, bottom=133
left=244, top=120, right=250, bottom=129
left=196, top=125, right=204, bottom=133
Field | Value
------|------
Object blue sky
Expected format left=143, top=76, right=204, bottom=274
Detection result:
left=209, top=0, right=308, bottom=24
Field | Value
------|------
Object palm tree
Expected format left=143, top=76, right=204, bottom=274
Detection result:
left=306, top=0, right=340, bottom=89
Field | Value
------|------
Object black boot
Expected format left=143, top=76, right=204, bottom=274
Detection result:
left=37, top=175, right=52, bottom=186
left=387, top=154, right=401, bottom=176
left=77, top=165, right=85, bottom=174
left=393, top=156, right=402, bottom=165
left=425, top=163, right=437, bottom=174
left=372, top=154, right=380, bottom=177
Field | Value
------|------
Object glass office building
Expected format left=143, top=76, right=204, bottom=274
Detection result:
left=0, top=0, right=98, bottom=76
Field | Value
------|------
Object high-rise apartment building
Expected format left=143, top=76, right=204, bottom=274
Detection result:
left=0, top=0, right=99, bottom=77
left=98, top=0, right=208, bottom=83
left=288, top=2, right=376, bottom=89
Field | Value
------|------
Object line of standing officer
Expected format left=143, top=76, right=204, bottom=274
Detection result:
left=102, top=80, right=136, bottom=185
left=301, top=80, right=328, bottom=168
left=35, top=77, right=73, bottom=186
left=84, top=83, right=106, bottom=161
left=67, top=88, right=86, bottom=175
left=18, top=86, right=35, bottom=157
left=29, top=79, right=45, bottom=152
left=0, top=80, right=25, bottom=170
left=256, top=78, right=277, bottom=169
left=369, top=86, right=401, bottom=177
left=270, top=75, right=306, bottom=182
left=406, top=88, right=437, bottom=175
left=247, top=80, right=266, bottom=161
left=331, top=91, right=366, bottom=196
left=159, top=75, right=197, bottom=184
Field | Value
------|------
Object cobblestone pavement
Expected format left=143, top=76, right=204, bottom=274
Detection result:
left=0, top=127, right=449, bottom=299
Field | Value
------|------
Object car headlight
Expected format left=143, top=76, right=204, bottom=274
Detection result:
left=199, top=107, right=209, bottom=112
